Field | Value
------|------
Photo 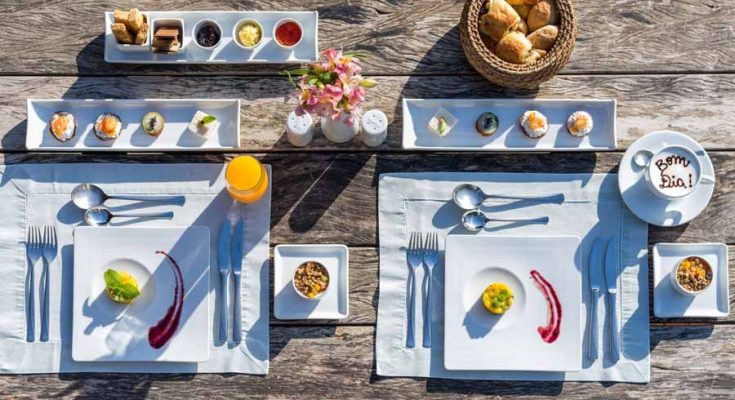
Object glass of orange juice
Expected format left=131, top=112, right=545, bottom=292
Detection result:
left=225, top=155, right=268, bottom=203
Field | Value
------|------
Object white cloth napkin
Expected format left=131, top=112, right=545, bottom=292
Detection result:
left=0, top=163, right=270, bottom=374
left=376, top=172, right=650, bottom=382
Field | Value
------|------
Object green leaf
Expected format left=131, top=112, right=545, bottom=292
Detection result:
left=199, top=115, right=216, bottom=126
left=104, top=269, right=140, bottom=303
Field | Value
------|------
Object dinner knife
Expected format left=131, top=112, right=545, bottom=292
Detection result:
left=604, top=237, right=620, bottom=363
left=231, top=219, right=244, bottom=344
left=217, top=220, right=232, bottom=343
left=587, top=239, right=604, bottom=361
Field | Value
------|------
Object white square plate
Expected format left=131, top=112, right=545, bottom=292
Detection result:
left=73, top=227, right=210, bottom=362
left=444, top=235, right=582, bottom=371
left=273, top=244, right=349, bottom=320
left=653, top=243, right=730, bottom=318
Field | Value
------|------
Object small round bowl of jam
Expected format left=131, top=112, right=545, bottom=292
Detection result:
left=671, top=256, right=714, bottom=296
left=192, top=19, right=222, bottom=50
left=273, top=18, right=303, bottom=49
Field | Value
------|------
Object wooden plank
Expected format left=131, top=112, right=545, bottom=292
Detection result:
left=0, top=74, right=734, bottom=152
left=0, top=1, right=733, bottom=75
left=1, top=151, right=732, bottom=245
left=0, top=325, right=731, bottom=398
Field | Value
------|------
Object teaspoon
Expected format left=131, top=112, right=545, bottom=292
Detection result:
left=84, top=207, right=174, bottom=226
left=71, top=184, right=186, bottom=210
left=452, top=183, right=565, bottom=210
left=461, top=209, right=549, bottom=232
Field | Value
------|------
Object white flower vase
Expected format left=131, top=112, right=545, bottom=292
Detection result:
left=321, top=113, right=360, bottom=143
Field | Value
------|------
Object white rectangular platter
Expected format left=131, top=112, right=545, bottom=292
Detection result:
left=73, top=226, right=211, bottom=362
left=104, top=11, right=318, bottom=64
left=402, top=98, right=617, bottom=151
left=444, top=235, right=582, bottom=371
left=26, top=99, right=240, bottom=152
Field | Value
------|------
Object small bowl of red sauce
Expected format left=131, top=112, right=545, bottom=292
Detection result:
left=273, top=18, right=303, bottom=49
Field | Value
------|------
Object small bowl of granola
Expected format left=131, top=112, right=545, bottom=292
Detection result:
left=292, top=260, right=330, bottom=300
left=671, top=256, right=714, bottom=296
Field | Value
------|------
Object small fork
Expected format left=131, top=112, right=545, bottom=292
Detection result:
left=25, top=226, right=43, bottom=342
left=422, top=233, right=439, bottom=348
left=406, top=232, right=423, bottom=348
left=40, top=226, right=58, bottom=342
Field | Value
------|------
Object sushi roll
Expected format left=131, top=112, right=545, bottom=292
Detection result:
left=93, top=113, right=122, bottom=141
left=141, top=111, right=165, bottom=137
left=48, top=111, right=76, bottom=142
left=566, top=111, right=593, bottom=137
left=475, top=112, right=499, bottom=137
left=519, top=110, right=548, bottom=139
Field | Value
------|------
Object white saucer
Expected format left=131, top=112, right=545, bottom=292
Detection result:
left=653, top=243, right=730, bottom=318
left=619, top=130, right=715, bottom=226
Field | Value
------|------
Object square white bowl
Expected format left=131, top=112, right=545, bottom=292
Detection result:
left=151, top=18, right=187, bottom=53
left=653, top=243, right=730, bottom=318
left=274, top=244, right=349, bottom=320
left=112, top=12, right=151, bottom=52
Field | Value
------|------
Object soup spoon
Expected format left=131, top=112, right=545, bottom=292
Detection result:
left=84, top=207, right=174, bottom=226
left=461, top=209, right=549, bottom=232
left=71, top=184, right=185, bottom=210
left=452, top=183, right=565, bottom=210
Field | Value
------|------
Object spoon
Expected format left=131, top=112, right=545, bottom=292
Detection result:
left=632, top=150, right=654, bottom=168
left=84, top=207, right=174, bottom=226
left=461, top=209, right=549, bottom=232
left=452, top=183, right=565, bottom=210
left=71, top=184, right=186, bottom=210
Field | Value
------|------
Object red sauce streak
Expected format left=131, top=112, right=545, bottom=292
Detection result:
left=148, top=251, right=184, bottom=349
left=530, top=269, right=562, bottom=344
left=275, top=21, right=302, bottom=46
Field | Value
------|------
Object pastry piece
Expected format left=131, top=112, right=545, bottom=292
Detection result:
left=126, top=8, right=145, bottom=33
left=476, top=112, right=500, bottom=136
left=114, top=9, right=129, bottom=24
left=111, top=23, right=134, bottom=44
left=528, top=25, right=558, bottom=50
left=134, top=22, right=149, bottom=45
left=525, top=49, right=546, bottom=64
left=567, top=111, right=594, bottom=137
left=527, top=0, right=559, bottom=32
left=495, top=31, right=532, bottom=64
left=519, top=110, right=548, bottom=139
left=479, top=0, right=521, bottom=43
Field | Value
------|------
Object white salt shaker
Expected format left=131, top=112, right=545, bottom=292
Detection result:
left=286, top=111, right=314, bottom=147
left=361, top=109, right=388, bottom=147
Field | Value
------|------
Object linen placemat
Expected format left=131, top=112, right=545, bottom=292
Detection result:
left=0, top=163, right=270, bottom=374
left=376, top=172, right=650, bottom=383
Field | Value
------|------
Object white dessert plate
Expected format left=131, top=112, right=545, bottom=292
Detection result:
left=444, top=235, right=582, bottom=371
left=402, top=98, right=617, bottom=151
left=72, top=227, right=210, bottom=362
left=273, top=244, right=349, bottom=320
left=653, top=243, right=730, bottom=318
left=619, top=131, right=715, bottom=226
left=26, top=99, right=240, bottom=152
left=104, top=11, right=318, bottom=64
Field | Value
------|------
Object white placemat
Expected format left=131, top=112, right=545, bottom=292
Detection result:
left=0, top=163, right=270, bottom=374
left=376, top=172, right=650, bottom=382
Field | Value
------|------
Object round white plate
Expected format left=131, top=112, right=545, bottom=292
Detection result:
left=619, top=130, right=715, bottom=227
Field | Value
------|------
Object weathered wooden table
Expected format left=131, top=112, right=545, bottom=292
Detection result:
left=1, top=1, right=733, bottom=398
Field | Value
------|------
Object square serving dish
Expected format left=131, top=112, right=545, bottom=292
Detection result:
left=113, top=12, right=151, bottom=52
left=274, top=244, right=349, bottom=320
left=151, top=18, right=187, bottom=53
left=653, top=243, right=730, bottom=318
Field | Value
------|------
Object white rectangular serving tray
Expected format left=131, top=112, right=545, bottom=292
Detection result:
left=104, top=11, right=318, bottom=64
left=26, top=98, right=240, bottom=152
left=402, top=98, right=617, bottom=151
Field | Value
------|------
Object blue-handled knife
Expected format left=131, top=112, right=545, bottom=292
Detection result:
left=231, top=219, right=244, bottom=344
left=604, top=238, right=620, bottom=363
left=217, top=220, right=232, bottom=343
left=587, top=239, right=604, bottom=361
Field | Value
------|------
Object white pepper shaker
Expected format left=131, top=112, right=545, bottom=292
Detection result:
left=286, top=111, right=314, bottom=147
left=361, top=109, right=388, bottom=147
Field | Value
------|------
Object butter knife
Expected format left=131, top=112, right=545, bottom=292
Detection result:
left=217, top=220, right=232, bottom=343
left=604, top=238, right=620, bottom=363
left=587, top=239, right=604, bottom=361
left=231, top=219, right=244, bottom=344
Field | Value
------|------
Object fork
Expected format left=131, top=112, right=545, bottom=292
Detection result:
left=406, top=232, right=423, bottom=348
left=422, top=232, right=439, bottom=348
left=25, top=226, right=43, bottom=342
left=39, top=226, right=58, bottom=342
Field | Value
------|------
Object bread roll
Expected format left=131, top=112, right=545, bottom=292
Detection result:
left=495, top=31, right=532, bottom=64
left=126, top=8, right=145, bottom=34
left=527, top=0, right=559, bottom=32
left=507, top=0, right=540, bottom=4
left=512, top=4, right=531, bottom=19
left=479, top=0, right=521, bottom=43
left=527, top=25, right=558, bottom=50
left=525, top=49, right=546, bottom=64
left=512, top=18, right=528, bottom=35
